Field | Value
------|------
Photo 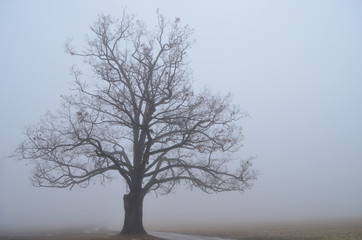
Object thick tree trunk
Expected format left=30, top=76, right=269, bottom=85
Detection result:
left=120, top=191, right=146, bottom=234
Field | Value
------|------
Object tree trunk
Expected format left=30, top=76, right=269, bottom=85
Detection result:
left=120, top=191, right=146, bottom=234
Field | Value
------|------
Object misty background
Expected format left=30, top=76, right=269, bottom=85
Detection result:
left=1, top=0, right=362, bottom=231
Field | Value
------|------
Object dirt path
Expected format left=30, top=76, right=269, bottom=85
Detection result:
left=149, top=232, right=233, bottom=240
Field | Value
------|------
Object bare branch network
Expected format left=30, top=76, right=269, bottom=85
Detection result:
left=15, top=12, right=256, bottom=197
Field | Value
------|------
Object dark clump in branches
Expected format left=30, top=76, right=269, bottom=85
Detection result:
left=14, top=10, right=257, bottom=234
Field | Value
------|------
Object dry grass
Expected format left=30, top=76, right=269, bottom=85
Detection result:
left=0, top=234, right=162, bottom=240
left=2, top=219, right=362, bottom=240
left=154, top=219, right=362, bottom=240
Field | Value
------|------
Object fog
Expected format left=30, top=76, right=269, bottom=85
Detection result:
left=1, top=0, right=362, bottom=232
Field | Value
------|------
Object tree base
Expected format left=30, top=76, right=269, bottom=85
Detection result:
left=120, top=229, right=147, bottom=235
left=118, top=233, right=160, bottom=240
left=121, top=192, right=146, bottom=234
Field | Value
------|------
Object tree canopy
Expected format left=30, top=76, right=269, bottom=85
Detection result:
left=15, top=11, right=256, bottom=234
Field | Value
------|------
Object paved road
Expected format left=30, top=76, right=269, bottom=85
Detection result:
left=150, top=232, right=233, bottom=240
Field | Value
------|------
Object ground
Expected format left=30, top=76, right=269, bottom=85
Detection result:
left=1, top=219, right=362, bottom=240
left=0, top=234, right=162, bottom=240
left=154, top=219, right=362, bottom=240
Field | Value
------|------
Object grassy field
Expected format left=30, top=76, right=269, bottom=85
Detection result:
left=0, top=234, right=163, bottom=240
left=1, top=219, right=362, bottom=240
left=153, top=219, right=362, bottom=240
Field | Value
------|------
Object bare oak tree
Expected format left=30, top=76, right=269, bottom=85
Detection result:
left=15, top=11, right=256, bottom=234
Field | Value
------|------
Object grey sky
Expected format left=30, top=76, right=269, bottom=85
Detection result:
left=1, top=0, right=362, bottom=230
